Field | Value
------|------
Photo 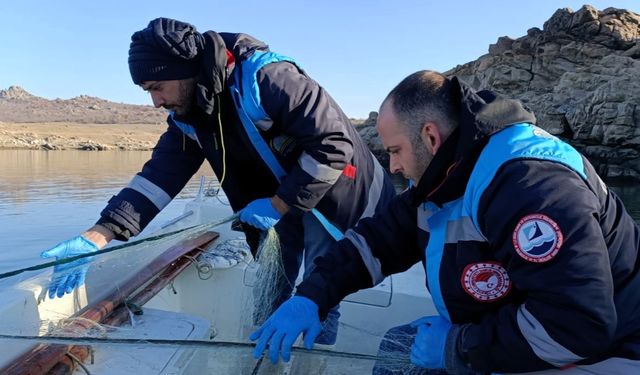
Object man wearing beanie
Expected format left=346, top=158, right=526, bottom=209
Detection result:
left=40, top=17, right=396, bottom=347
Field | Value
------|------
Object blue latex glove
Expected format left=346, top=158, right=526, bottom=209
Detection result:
left=40, top=236, right=99, bottom=299
left=250, top=296, right=323, bottom=364
left=240, top=198, right=282, bottom=231
left=410, top=315, right=452, bottom=369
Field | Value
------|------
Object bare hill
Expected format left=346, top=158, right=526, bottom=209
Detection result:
left=0, top=86, right=166, bottom=124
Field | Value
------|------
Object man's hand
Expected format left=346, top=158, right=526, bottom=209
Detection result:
left=410, top=315, right=452, bottom=369
left=240, top=197, right=286, bottom=230
left=40, top=225, right=113, bottom=299
left=250, top=296, right=323, bottom=364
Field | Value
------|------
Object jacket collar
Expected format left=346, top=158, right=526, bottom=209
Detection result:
left=173, top=31, right=269, bottom=123
left=410, top=77, right=536, bottom=206
left=193, top=31, right=232, bottom=116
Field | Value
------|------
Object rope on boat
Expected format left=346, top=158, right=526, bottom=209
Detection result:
left=251, top=356, right=264, bottom=375
left=0, top=213, right=239, bottom=281
left=0, top=333, right=411, bottom=366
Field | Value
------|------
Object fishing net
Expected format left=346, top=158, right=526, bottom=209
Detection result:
left=0, top=185, right=432, bottom=375
left=247, top=228, right=287, bottom=327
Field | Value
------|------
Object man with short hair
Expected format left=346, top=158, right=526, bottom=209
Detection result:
left=251, top=70, right=640, bottom=374
left=40, top=18, right=395, bottom=346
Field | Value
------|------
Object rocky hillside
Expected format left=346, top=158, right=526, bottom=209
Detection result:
left=446, top=5, right=640, bottom=181
left=357, top=5, right=640, bottom=181
left=0, top=86, right=166, bottom=124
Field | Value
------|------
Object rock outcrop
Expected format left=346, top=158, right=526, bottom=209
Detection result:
left=356, top=5, right=640, bottom=181
left=446, top=5, right=640, bottom=181
left=355, top=112, right=389, bottom=167
left=0, top=86, right=36, bottom=100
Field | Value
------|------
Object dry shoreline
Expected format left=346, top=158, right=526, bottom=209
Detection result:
left=0, top=122, right=166, bottom=150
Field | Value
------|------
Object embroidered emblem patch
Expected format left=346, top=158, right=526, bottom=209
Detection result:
left=512, top=214, right=563, bottom=263
left=461, top=262, right=511, bottom=302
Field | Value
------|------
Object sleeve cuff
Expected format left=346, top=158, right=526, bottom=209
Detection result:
left=445, top=324, right=483, bottom=375
left=294, top=288, right=330, bottom=320
left=95, top=218, right=132, bottom=241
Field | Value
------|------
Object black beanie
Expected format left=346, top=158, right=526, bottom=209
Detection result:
left=128, top=18, right=205, bottom=84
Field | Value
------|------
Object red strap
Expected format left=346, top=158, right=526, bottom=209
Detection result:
left=342, top=164, right=356, bottom=179
left=226, top=50, right=235, bottom=67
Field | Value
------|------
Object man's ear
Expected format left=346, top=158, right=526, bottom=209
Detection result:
left=420, top=122, right=443, bottom=154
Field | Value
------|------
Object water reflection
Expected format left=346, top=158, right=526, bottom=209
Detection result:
left=0, top=150, right=212, bottom=203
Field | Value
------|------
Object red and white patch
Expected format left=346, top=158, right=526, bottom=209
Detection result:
left=461, top=262, right=511, bottom=302
left=512, top=214, right=563, bottom=263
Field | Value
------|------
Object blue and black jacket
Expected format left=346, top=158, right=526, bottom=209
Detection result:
left=96, top=31, right=394, bottom=247
left=296, top=78, right=640, bottom=374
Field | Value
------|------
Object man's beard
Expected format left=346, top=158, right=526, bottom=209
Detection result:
left=171, top=79, right=197, bottom=115
left=411, top=138, right=433, bottom=184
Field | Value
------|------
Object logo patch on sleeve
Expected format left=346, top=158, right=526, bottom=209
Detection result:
left=512, top=214, right=563, bottom=263
left=461, top=262, right=511, bottom=302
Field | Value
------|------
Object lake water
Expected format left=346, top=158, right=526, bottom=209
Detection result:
left=0, top=150, right=214, bottom=272
left=1, top=149, right=639, bottom=273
